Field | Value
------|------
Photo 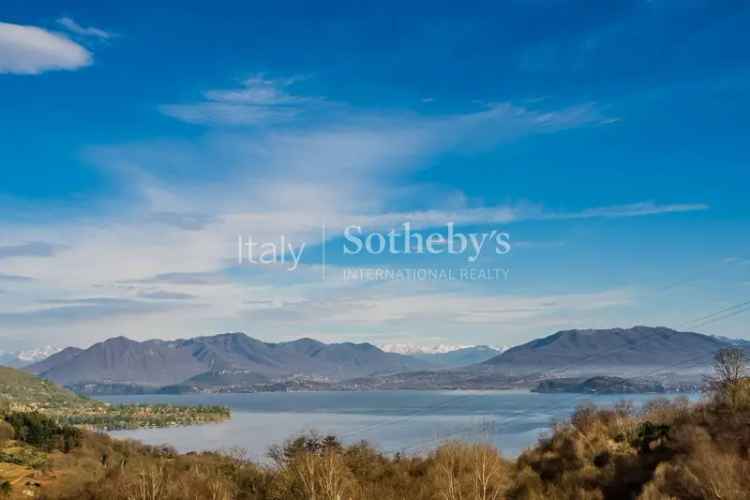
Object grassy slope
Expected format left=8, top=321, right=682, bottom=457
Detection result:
left=0, top=367, right=229, bottom=430
left=0, top=366, right=103, bottom=413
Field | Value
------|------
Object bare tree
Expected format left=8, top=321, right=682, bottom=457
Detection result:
left=294, top=450, right=353, bottom=500
left=707, top=347, right=750, bottom=409
left=471, top=444, right=507, bottom=500
left=433, top=442, right=509, bottom=500
left=128, top=462, right=166, bottom=500
left=713, top=348, right=748, bottom=386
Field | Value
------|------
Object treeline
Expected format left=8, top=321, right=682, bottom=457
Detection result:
left=2, top=347, right=750, bottom=499
left=3, top=412, right=81, bottom=453
left=60, top=404, right=231, bottom=430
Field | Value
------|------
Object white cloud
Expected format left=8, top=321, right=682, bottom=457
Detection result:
left=242, top=286, right=632, bottom=326
left=0, top=21, right=91, bottom=74
left=0, top=272, right=33, bottom=282
left=107, top=96, right=617, bottom=231
left=205, top=75, right=313, bottom=105
left=160, top=75, right=326, bottom=126
left=542, top=201, right=709, bottom=220
left=0, top=297, right=188, bottom=327
left=347, top=202, right=707, bottom=230
left=160, top=102, right=299, bottom=126
left=0, top=241, right=67, bottom=259
left=136, top=290, right=197, bottom=300
left=231, top=279, right=637, bottom=346
left=0, top=75, right=711, bottom=348
left=56, top=17, right=113, bottom=39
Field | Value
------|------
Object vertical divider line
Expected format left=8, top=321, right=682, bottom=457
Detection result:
left=322, top=223, right=327, bottom=281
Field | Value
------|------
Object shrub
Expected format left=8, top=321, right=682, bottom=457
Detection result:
left=0, top=420, right=14, bottom=445
left=632, top=421, right=670, bottom=454
left=11, top=380, right=750, bottom=500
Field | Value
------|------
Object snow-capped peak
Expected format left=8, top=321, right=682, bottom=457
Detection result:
left=379, top=343, right=503, bottom=355
left=16, top=345, right=62, bottom=362
left=0, top=345, right=62, bottom=367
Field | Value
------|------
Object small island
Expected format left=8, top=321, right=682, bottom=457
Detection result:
left=532, top=375, right=667, bottom=394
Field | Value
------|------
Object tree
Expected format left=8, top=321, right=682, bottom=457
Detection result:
left=713, top=347, right=748, bottom=386
left=707, top=347, right=750, bottom=410
left=4, top=412, right=81, bottom=452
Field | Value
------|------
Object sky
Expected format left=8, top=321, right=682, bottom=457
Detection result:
left=0, top=0, right=749, bottom=351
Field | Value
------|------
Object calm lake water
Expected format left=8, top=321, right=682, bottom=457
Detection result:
left=98, top=390, right=698, bottom=461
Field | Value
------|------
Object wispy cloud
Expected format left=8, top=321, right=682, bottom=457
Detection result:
left=380, top=202, right=705, bottom=231
left=0, top=241, right=67, bottom=259
left=0, top=21, right=91, bottom=74
left=42, top=297, right=143, bottom=305
left=204, top=75, right=314, bottom=105
left=137, top=290, right=197, bottom=300
left=0, top=298, right=184, bottom=327
left=125, top=271, right=230, bottom=286
left=0, top=272, right=33, bottom=282
left=160, top=75, right=326, bottom=126
left=160, top=102, right=298, bottom=126
left=105, top=90, right=617, bottom=225
left=341, top=201, right=708, bottom=231
left=146, top=211, right=218, bottom=231
left=238, top=285, right=634, bottom=342
left=56, top=17, right=114, bottom=40
left=0, top=73, right=711, bottom=347
left=542, top=201, right=709, bottom=220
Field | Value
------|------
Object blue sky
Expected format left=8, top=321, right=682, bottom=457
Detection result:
left=1, top=1, right=749, bottom=350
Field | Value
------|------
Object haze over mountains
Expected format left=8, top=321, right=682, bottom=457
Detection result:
left=15, top=326, right=743, bottom=393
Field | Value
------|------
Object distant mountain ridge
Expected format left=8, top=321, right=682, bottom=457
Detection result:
left=24, top=326, right=745, bottom=394
left=482, top=326, right=730, bottom=377
left=379, top=344, right=505, bottom=368
left=413, top=346, right=505, bottom=367
left=342, top=326, right=740, bottom=391
left=26, top=333, right=432, bottom=387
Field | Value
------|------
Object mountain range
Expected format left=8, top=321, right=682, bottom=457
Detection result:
left=19, top=326, right=744, bottom=394
left=25, top=334, right=434, bottom=387
left=336, top=326, right=733, bottom=391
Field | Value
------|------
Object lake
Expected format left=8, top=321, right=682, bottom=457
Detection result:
left=98, top=390, right=697, bottom=461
